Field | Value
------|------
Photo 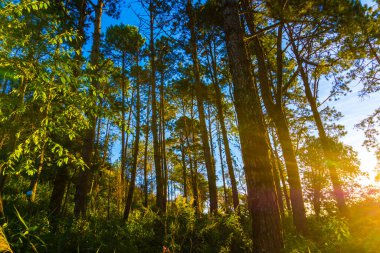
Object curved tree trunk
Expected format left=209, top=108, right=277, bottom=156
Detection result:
left=288, top=29, right=348, bottom=217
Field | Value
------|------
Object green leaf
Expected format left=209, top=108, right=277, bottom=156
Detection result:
left=14, top=207, right=28, bottom=230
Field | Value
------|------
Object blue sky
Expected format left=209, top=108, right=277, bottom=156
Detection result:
left=327, top=83, right=380, bottom=184
left=97, top=0, right=379, bottom=186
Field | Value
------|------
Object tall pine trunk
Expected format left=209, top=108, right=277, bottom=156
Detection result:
left=120, top=52, right=127, bottom=205
left=289, top=30, right=348, bottom=216
left=50, top=0, right=86, bottom=219
left=49, top=165, right=69, bottom=219
left=217, top=122, right=229, bottom=210
left=180, top=136, right=188, bottom=200
left=243, top=2, right=308, bottom=234
left=160, top=66, right=168, bottom=212
left=187, top=0, right=218, bottom=213
left=270, top=147, right=285, bottom=218
left=222, top=1, right=284, bottom=251
left=124, top=54, right=142, bottom=220
left=184, top=111, right=199, bottom=214
left=271, top=131, right=292, bottom=212
left=206, top=40, right=239, bottom=210
left=149, top=0, right=164, bottom=213
left=143, top=86, right=151, bottom=208
left=74, top=0, right=103, bottom=218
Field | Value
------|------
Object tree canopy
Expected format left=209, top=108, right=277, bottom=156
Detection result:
left=0, top=0, right=379, bottom=252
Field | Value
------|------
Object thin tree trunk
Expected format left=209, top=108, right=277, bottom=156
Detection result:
left=149, top=0, right=164, bottom=213
left=243, top=3, right=307, bottom=234
left=187, top=0, right=218, bottom=213
left=122, top=89, right=136, bottom=208
left=0, top=166, right=6, bottom=218
left=100, top=120, right=111, bottom=167
left=107, top=169, right=111, bottom=220
left=206, top=40, right=239, bottom=210
left=143, top=130, right=149, bottom=208
left=124, top=54, right=142, bottom=220
left=30, top=79, right=53, bottom=203
left=53, top=0, right=85, bottom=220
left=160, top=68, right=168, bottom=212
left=313, top=180, right=322, bottom=218
left=62, top=169, right=76, bottom=216
left=207, top=105, right=215, bottom=167
left=217, top=122, right=229, bottom=210
left=180, top=136, right=187, bottom=200
left=272, top=133, right=292, bottom=212
left=184, top=116, right=199, bottom=214
left=74, top=0, right=103, bottom=218
left=121, top=52, right=127, bottom=199
left=288, top=28, right=348, bottom=217
left=222, top=1, right=284, bottom=252
left=143, top=87, right=151, bottom=208
left=270, top=146, right=285, bottom=219
left=29, top=145, right=45, bottom=203
left=273, top=110, right=307, bottom=226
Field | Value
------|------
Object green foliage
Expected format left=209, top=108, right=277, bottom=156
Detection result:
left=2, top=177, right=380, bottom=253
left=105, top=24, right=145, bottom=57
left=163, top=197, right=252, bottom=252
left=0, top=0, right=380, bottom=252
left=0, top=0, right=90, bottom=177
left=7, top=208, right=49, bottom=253
left=284, top=216, right=351, bottom=253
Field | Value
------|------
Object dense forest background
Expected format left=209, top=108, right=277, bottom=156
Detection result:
left=0, top=0, right=380, bottom=252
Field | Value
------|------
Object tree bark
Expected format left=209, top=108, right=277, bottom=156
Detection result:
left=217, top=122, right=229, bottom=210
left=143, top=87, right=151, bottom=208
left=272, top=133, right=292, bottom=212
left=222, top=1, right=284, bottom=252
left=124, top=54, right=142, bottom=220
left=187, top=0, right=218, bottom=213
left=29, top=145, right=45, bottom=203
left=50, top=0, right=85, bottom=220
left=160, top=66, right=168, bottom=212
left=149, top=0, right=164, bottom=213
left=0, top=166, right=5, bottom=218
left=180, top=136, right=188, bottom=200
left=49, top=165, right=69, bottom=219
left=243, top=2, right=308, bottom=234
left=74, top=0, right=103, bottom=218
left=288, top=28, right=348, bottom=217
left=120, top=52, right=127, bottom=201
left=270, top=147, right=285, bottom=219
left=184, top=115, right=199, bottom=214
left=206, top=40, right=239, bottom=211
